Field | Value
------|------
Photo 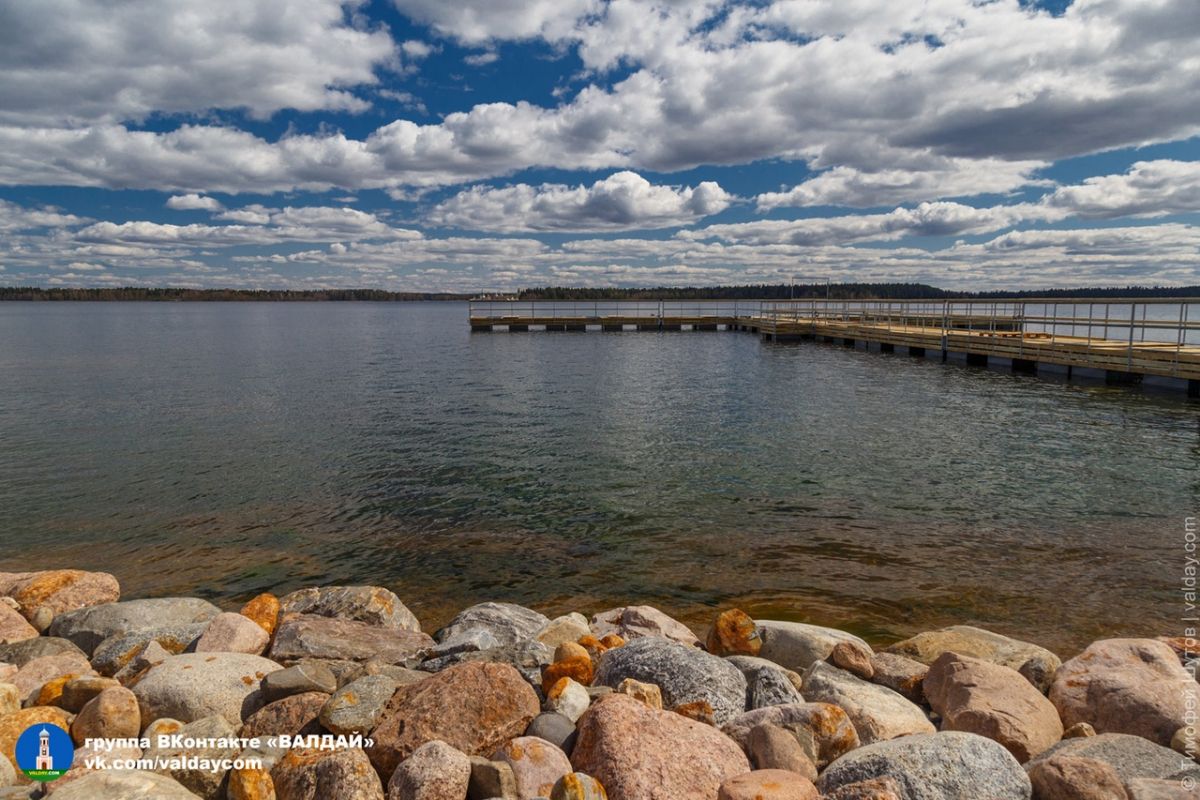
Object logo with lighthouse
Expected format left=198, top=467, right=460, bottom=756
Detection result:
left=15, top=724, right=73, bottom=782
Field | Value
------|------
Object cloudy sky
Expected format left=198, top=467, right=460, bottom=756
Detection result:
left=1, top=0, right=1198, bottom=292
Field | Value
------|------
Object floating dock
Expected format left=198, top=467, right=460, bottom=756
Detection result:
left=469, top=298, right=1200, bottom=395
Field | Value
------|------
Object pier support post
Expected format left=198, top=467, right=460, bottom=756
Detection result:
left=842, top=338, right=855, bottom=347
left=545, top=323, right=566, bottom=332
left=1190, top=380, right=1200, bottom=398
left=508, top=324, right=529, bottom=332
left=966, top=352, right=988, bottom=367
left=662, top=323, right=681, bottom=331
left=470, top=324, right=493, bottom=333
left=1105, top=370, right=1143, bottom=386
left=1012, top=358, right=1037, bottom=374
left=908, top=346, right=926, bottom=357
left=879, top=343, right=894, bottom=353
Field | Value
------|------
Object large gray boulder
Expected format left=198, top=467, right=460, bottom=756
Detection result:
left=434, top=602, right=550, bottom=648
left=755, top=620, right=872, bottom=672
left=802, top=662, right=935, bottom=744
left=48, top=598, right=220, bottom=655
left=593, top=636, right=748, bottom=725
left=1026, top=734, right=1200, bottom=785
left=131, top=652, right=281, bottom=726
left=818, top=731, right=1032, bottom=800
left=278, top=586, right=421, bottom=631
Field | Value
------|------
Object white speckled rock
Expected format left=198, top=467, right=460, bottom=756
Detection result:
left=802, top=662, right=934, bottom=744
left=131, top=652, right=281, bottom=726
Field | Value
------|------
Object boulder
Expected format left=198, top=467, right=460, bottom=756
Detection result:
left=924, top=652, right=1063, bottom=762
left=240, top=692, right=328, bottom=739
left=320, top=675, right=398, bottom=736
left=1026, top=734, right=1200, bottom=785
left=540, top=642, right=594, bottom=693
left=1026, top=754, right=1130, bottom=800
left=48, top=770, right=201, bottom=799
left=802, top=662, right=934, bottom=744
left=0, top=685, right=16, bottom=717
left=1049, top=639, right=1197, bottom=746
left=756, top=621, right=872, bottom=672
left=262, top=662, right=339, bottom=701
left=722, top=702, right=860, bottom=769
left=747, top=722, right=818, bottom=780
left=745, top=662, right=805, bottom=709
left=883, top=626, right=1060, bottom=692
left=868, top=653, right=928, bottom=704
left=369, top=661, right=540, bottom=779
left=614, top=678, right=662, bottom=710
left=278, top=586, right=421, bottom=632
left=0, top=570, right=120, bottom=624
left=592, top=637, right=747, bottom=725
left=11, top=652, right=93, bottom=704
left=269, top=615, right=433, bottom=665
left=0, top=637, right=85, bottom=667
left=144, top=715, right=240, bottom=799
left=571, top=693, right=749, bottom=800
left=131, top=652, right=282, bottom=726
left=818, top=731, right=1032, bottom=800
left=227, top=765, right=276, bottom=800
left=525, top=712, right=578, bottom=755
left=271, top=747, right=383, bottom=800
left=535, top=614, right=591, bottom=650
left=387, top=740, right=470, bottom=800
left=90, top=624, right=208, bottom=677
left=194, top=613, right=270, bottom=655
left=59, top=675, right=122, bottom=713
left=468, top=755, right=519, bottom=799
left=590, top=606, right=700, bottom=647
left=495, top=736, right=572, bottom=799
left=70, top=686, right=140, bottom=745
left=0, top=607, right=36, bottom=646
left=426, top=639, right=552, bottom=688
left=550, top=772, right=606, bottom=800
left=708, top=609, right=763, bottom=657
left=435, top=603, right=549, bottom=649
left=1126, top=778, right=1200, bottom=799
left=830, top=641, right=875, bottom=679
left=717, top=769, right=819, bottom=800
left=48, top=598, right=220, bottom=656
left=239, top=593, right=282, bottom=636
left=820, top=778, right=904, bottom=799
left=545, top=677, right=590, bottom=723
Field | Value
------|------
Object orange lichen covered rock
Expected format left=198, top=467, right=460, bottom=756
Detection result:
left=239, top=594, right=281, bottom=637
left=543, top=642, right=595, bottom=693
left=708, top=609, right=762, bottom=657
left=0, top=570, right=120, bottom=624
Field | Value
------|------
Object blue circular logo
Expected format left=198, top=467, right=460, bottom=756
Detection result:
left=14, top=725, right=73, bottom=782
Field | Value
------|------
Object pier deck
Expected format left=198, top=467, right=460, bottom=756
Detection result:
left=469, top=298, right=1200, bottom=393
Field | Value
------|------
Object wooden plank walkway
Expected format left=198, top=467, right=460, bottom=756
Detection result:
left=468, top=299, right=1200, bottom=393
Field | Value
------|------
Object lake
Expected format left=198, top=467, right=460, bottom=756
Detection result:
left=0, top=301, right=1194, bottom=654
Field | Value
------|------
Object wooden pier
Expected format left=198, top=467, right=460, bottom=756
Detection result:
left=469, top=298, right=1200, bottom=395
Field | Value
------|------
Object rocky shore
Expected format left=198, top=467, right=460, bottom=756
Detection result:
left=0, top=569, right=1195, bottom=799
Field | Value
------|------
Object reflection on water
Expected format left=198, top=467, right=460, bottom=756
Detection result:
left=1, top=301, right=1196, bottom=654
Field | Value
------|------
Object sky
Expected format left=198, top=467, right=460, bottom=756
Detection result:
left=0, top=0, right=1198, bottom=292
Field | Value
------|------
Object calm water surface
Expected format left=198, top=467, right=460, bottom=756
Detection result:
left=1, top=302, right=1196, bottom=654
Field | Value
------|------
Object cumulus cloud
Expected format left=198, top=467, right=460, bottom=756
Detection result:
left=0, top=0, right=398, bottom=126
left=391, top=0, right=600, bottom=44
left=0, top=199, right=87, bottom=232
left=1043, top=160, right=1200, bottom=219
left=166, top=194, right=224, bottom=212
left=427, top=171, right=732, bottom=231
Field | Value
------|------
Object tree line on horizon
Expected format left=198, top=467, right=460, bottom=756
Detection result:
left=2, top=283, right=1199, bottom=302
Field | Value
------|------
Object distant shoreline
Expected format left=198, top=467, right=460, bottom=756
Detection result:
left=2, top=283, right=1200, bottom=302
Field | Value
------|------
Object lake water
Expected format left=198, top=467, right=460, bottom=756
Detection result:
left=1, top=301, right=1195, bottom=654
